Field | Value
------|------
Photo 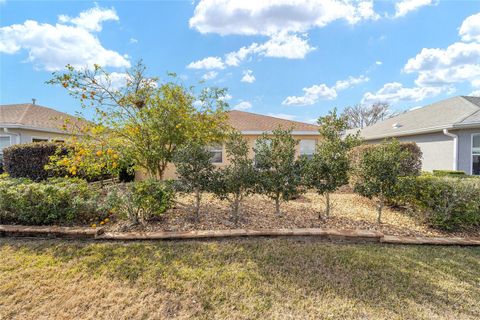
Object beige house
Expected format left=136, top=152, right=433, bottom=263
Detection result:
left=0, top=103, right=80, bottom=160
left=143, top=110, right=320, bottom=180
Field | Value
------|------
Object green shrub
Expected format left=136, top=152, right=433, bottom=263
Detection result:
left=3, top=142, right=68, bottom=181
left=106, top=179, right=174, bottom=224
left=432, top=170, right=466, bottom=177
left=0, top=176, right=107, bottom=225
left=409, top=176, right=480, bottom=231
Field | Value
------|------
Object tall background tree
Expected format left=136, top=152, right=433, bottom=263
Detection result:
left=49, top=61, right=229, bottom=179
left=342, top=102, right=396, bottom=129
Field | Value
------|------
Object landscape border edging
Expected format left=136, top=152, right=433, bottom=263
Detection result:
left=1, top=224, right=479, bottom=246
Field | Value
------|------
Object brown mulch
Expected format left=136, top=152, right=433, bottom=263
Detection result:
left=106, top=192, right=480, bottom=238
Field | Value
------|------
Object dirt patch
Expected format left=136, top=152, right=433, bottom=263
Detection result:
left=106, top=192, right=479, bottom=238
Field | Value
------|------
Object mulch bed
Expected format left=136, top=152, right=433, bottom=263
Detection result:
left=106, top=192, right=480, bottom=238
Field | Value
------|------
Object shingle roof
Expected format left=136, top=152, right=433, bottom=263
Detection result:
left=0, top=104, right=318, bottom=134
left=0, top=103, right=85, bottom=132
left=358, top=96, right=480, bottom=140
left=227, top=110, right=318, bottom=132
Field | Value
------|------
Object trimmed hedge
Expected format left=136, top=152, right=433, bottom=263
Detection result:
left=3, top=142, right=67, bottom=181
left=409, top=175, right=480, bottom=230
left=0, top=175, right=108, bottom=225
left=432, top=170, right=466, bottom=177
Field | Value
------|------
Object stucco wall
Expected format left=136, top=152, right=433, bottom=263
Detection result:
left=136, top=134, right=319, bottom=180
left=368, top=132, right=455, bottom=172
left=0, top=128, right=70, bottom=145
left=453, top=128, right=480, bottom=175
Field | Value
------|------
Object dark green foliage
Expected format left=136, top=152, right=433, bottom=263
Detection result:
left=0, top=175, right=107, bottom=225
left=432, top=170, right=466, bottom=177
left=409, top=175, right=480, bottom=230
left=304, top=109, right=361, bottom=218
left=254, top=129, right=303, bottom=215
left=173, top=142, right=215, bottom=220
left=210, top=131, right=256, bottom=222
left=3, top=142, right=68, bottom=181
left=351, top=139, right=420, bottom=223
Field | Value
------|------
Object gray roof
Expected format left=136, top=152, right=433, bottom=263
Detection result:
left=359, top=96, right=480, bottom=140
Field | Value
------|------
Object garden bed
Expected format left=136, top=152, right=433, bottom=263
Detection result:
left=106, top=192, right=480, bottom=238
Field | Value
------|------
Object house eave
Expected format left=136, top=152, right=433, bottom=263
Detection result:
left=241, top=130, right=319, bottom=136
left=0, top=124, right=71, bottom=135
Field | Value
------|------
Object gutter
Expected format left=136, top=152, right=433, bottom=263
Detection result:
left=443, top=129, right=458, bottom=171
left=2, top=127, right=21, bottom=145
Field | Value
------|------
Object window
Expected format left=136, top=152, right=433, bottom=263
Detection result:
left=32, top=137, right=49, bottom=143
left=300, top=139, right=316, bottom=159
left=473, top=134, right=480, bottom=175
left=0, top=136, right=11, bottom=151
left=208, top=144, right=223, bottom=163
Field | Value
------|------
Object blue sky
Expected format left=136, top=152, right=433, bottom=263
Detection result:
left=1, top=0, right=479, bottom=123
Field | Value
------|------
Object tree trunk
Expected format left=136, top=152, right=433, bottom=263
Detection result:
left=194, top=189, right=201, bottom=222
left=275, top=197, right=281, bottom=216
left=325, top=193, right=331, bottom=218
left=377, top=196, right=384, bottom=224
left=232, top=197, right=240, bottom=225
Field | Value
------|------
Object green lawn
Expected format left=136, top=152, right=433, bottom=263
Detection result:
left=0, top=238, right=479, bottom=320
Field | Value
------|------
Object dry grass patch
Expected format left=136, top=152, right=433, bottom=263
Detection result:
left=0, top=238, right=479, bottom=320
left=109, top=192, right=478, bottom=238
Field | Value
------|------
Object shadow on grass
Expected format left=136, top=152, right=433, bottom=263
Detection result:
left=1, top=238, right=479, bottom=319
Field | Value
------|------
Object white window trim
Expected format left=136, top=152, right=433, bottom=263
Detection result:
left=0, top=135, right=12, bottom=152
left=299, top=139, right=316, bottom=157
left=208, top=144, right=223, bottom=164
left=472, top=133, right=480, bottom=175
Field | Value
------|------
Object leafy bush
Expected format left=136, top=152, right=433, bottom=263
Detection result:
left=432, top=170, right=466, bottom=177
left=0, top=175, right=107, bottom=225
left=106, top=179, right=174, bottom=224
left=254, top=129, right=303, bottom=215
left=173, top=142, right=215, bottom=220
left=350, top=139, right=421, bottom=223
left=210, top=132, right=256, bottom=223
left=3, top=142, right=67, bottom=181
left=410, top=175, right=480, bottom=230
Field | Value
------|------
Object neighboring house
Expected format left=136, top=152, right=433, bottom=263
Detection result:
left=0, top=103, right=79, bottom=160
left=144, top=110, right=320, bottom=180
left=354, top=96, right=480, bottom=175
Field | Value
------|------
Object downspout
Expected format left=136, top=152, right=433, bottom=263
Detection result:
left=443, top=129, right=458, bottom=171
left=3, top=128, right=21, bottom=145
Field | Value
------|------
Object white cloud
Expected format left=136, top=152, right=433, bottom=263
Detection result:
left=241, top=69, right=255, bottom=83
left=267, top=113, right=297, bottom=121
left=58, top=6, right=118, bottom=32
left=375, top=60, right=383, bottom=65
left=393, top=0, right=433, bottom=18
left=129, top=37, right=138, bottom=44
left=187, top=56, right=225, bottom=69
left=190, top=0, right=380, bottom=36
left=402, top=14, right=480, bottom=91
left=0, top=7, right=130, bottom=71
left=470, top=89, right=480, bottom=97
left=334, top=75, right=369, bottom=91
left=459, top=12, right=480, bottom=42
left=233, top=101, right=252, bottom=111
left=219, top=93, right=232, bottom=101
left=202, top=70, right=218, bottom=80
left=362, top=82, right=443, bottom=104
left=188, top=32, right=314, bottom=70
left=282, top=75, right=369, bottom=106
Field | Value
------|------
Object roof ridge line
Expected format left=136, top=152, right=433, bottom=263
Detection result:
left=230, top=109, right=318, bottom=127
left=455, top=96, right=480, bottom=124
left=18, top=103, right=32, bottom=124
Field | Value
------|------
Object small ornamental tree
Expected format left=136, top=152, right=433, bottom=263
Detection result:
left=305, top=109, right=360, bottom=219
left=48, top=61, right=229, bottom=179
left=254, top=129, right=302, bottom=216
left=351, top=139, right=416, bottom=223
left=210, top=131, right=256, bottom=223
left=173, top=142, right=215, bottom=221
